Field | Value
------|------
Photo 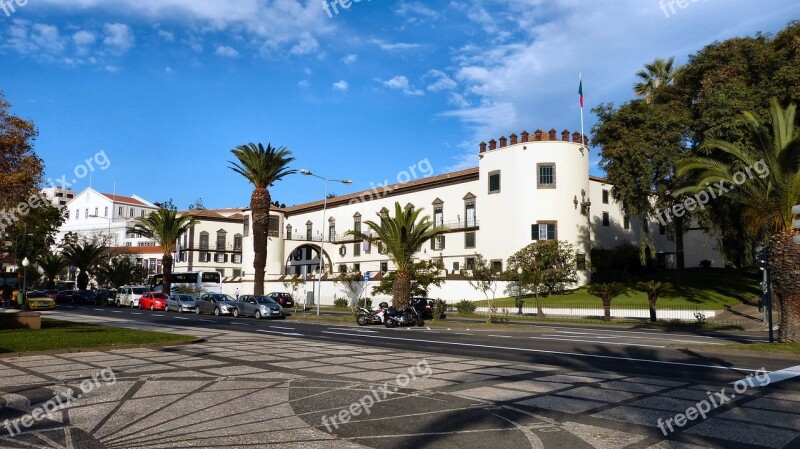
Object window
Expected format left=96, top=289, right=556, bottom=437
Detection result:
left=328, top=223, right=335, bottom=242
left=85, top=208, right=88, bottom=219
left=268, top=216, right=280, bottom=237
left=602, top=212, right=610, bottom=227
left=104, top=206, right=108, bottom=217
left=232, top=254, right=242, bottom=264
left=130, top=208, right=134, bottom=218
left=431, top=235, right=446, bottom=250
left=452, top=261, right=460, bottom=272
left=74, top=209, right=79, bottom=220
left=94, top=207, right=98, bottom=216
left=233, top=269, right=242, bottom=277
left=465, top=201, right=476, bottom=227
left=465, top=257, right=476, bottom=270
left=491, top=260, right=503, bottom=273
left=243, top=216, right=250, bottom=237
left=118, top=206, right=123, bottom=217
left=354, top=215, right=361, bottom=235
left=198, top=252, right=209, bottom=262
left=234, top=234, right=242, bottom=251
left=353, top=242, right=361, bottom=257
left=537, top=163, right=556, bottom=188
left=465, top=232, right=476, bottom=249
left=532, top=222, right=557, bottom=241
left=66, top=193, right=73, bottom=199
left=140, top=210, right=145, bottom=218
left=306, top=222, right=313, bottom=241
left=214, top=253, right=227, bottom=263
left=199, top=232, right=209, bottom=250
left=624, top=215, right=630, bottom=230
left=353, top=263, right=360, bottom=272
left=378, top=242, right=385, bottom=254
left=216, top=231, right=227, bottom=250
left=66, top=210, right=71, bottom=220
left=434, top=206, right=443, bottom=227
left=488, top=171, right=501, bottom=193
left=576, top=253, right=587, bottom=270
left=339, top=264, right=348, bottom=274
left=380, top=262, right=388, bottom=272
left=602, top=189, right=610, bottom=204
left=305, top=247, right=313, bottom=260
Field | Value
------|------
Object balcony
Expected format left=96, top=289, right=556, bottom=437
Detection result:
left=437, top=219, right=480, bottom=231
left=187, top=242, right=242, bottom=252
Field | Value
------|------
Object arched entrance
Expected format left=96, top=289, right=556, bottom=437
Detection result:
left=284, top=243, right=332, bottom=276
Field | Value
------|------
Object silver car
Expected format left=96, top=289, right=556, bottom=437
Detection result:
left=166, top=294, right=197, bottom=313
left=233, top=295, right=284, bottom=319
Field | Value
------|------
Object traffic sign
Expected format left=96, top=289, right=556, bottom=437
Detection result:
left=363, top=272, right=371, bottom=282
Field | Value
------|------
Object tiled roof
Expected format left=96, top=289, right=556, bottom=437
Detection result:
left=103, top=194, right=147, bottom=206
left=109, top=246, right=165, bottom=255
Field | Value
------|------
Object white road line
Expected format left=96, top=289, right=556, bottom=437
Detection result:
left=93, top=308, right=103, bottom=311
left=271, top=326, right=295, bottom=330
left=319, top=331, right=761, bottom=372
left=328, top=327, right=378, bottom=333
left=554, top=330, right=724, bottom=345
left=454, top=333, right=474, bottom=336
left=530, top=336, right=665, bottom=348
left=131, top=312, right=142, bottom=315
left=153, top=314, right=165, bottom=317
left=199, top=319, right=217, bottom=323
left=111, top=311, right=122, bottom=314
left=553, top=327, right=719, bottom=340
left=488, top=335, right=513, bottom=338
left=256, top=329, right=304, bottom=337
left=174, top=317, right=189, bottom=320
left=745, top=364, right=800, bottom=386
left=544, top=334, right=620, bottom=339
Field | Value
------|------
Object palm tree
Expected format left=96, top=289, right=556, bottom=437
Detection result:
left=37, top=253, right=67, bottom=289
left=347, top=202, right=448, bottom=309
left=587, top=282, right=626, bottom=321
left=130, top=208, right=197, bottom=295
left=97, top=256, right=139, bottom=289
left=61, top=242, right=107, bottom=290
left=636, top=280, right=673, bottom=323
left=230, top=143, right=296, bottom=295
left=676, top=98, right=800, bottom=342
left=634, top=56, right=682, bottom=103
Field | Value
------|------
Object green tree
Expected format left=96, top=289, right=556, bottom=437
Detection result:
left=335, top=269, right=366, bottom=315
left=96, top=256, right=140, bottom=289
left=61, top=241, right=107, bottom=291
left=0, top=92, right=42, bottom=215
left=676, top=99, right=800, bottom=341
left=587, top=282, right=627, bottom=321
left=507, top=241, right=578, bottom=317
left=634, top=56, right=683, bottom=103
left=6, top=204, right=65, bottom=284
left=636, top=280, right=673, bottom=323
left=188, top=198, right=206, bottom=211
left=129, top=208, right=197, bottom=294
left=370, top=260, right=445, bottom=299
left=348, top=203, right=447, bottom=309
left=37, top=253, right=67, bottom=289
left=282, top=275, right=305, bottom=314
left=229, top=143, right=296, bottom=295
left=461, top=254, right=503, bottom=323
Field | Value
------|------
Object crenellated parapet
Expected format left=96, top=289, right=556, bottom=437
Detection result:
left=479, top=128, right=588, bottom=153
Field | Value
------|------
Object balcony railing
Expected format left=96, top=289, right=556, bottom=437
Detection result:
left=187, top=242, right=243, bottom=252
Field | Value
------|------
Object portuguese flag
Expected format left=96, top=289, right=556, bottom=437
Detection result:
left=578, top=80, right=584, bottom=108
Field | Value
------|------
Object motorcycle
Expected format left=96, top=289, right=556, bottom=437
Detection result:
left=356, top=302, right=389, bottom=326
left=384, top=304, right=424, bottom=328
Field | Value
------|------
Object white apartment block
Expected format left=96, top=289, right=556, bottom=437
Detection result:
left=174, top=209, right=246, bottom=279
left=233, top=128, right=722, bottom=303
left=40, top=186, right=76, bottom=208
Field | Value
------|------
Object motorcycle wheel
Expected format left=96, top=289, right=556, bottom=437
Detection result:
left=416, top=318, right=425, bottom=327
left=356, top=314, right=369, bottom=326
left=385, top=319, right=398, bottom=328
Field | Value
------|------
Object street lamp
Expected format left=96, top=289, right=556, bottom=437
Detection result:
left=516, top=266, right=523, bottom=315
left=21, top=257, right=30, bottom=310
left=300, top=169, right=353, bottom=316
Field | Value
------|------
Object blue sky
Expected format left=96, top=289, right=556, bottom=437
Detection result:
left=1, top=0, right=798, bottom=210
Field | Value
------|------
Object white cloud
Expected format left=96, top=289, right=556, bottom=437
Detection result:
left=333, top=80, right=349, bottom=91
left=165, top=66, right=174, bottom=74
left=382, top=75, right=424, bottom=96
left=395, top=1, right=440, bottom=19
left=215, top=45, right=240, bottom=58
left=342, top=54, right=358, bottom=64
left=157, top=29, right=175, bottom=42
left=369, top=38, right=423, bottom=51
left=425, top=69, right=457, bottom=92
left=103, top=23, right=135, bottom=52
left=298, top=79, right=310, bottom=88
left=289, top=32, right=319, bottom=55
left=72, top=30, right=96, bottom=54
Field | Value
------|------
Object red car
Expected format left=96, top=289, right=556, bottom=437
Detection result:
left=139, top=292, right=168, bottom=311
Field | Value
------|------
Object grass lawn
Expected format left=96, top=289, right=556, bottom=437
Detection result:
left=0, top=319, right=197, bottom=354
left=471, top=268, right=760, bottom=310
left=694, top=343, right=800, bottom=355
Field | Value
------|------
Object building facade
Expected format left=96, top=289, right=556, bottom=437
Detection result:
left=174, top=209, right=246, bottom=279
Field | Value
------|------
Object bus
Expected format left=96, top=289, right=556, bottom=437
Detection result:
left=149, top=271, right=222, bottom=294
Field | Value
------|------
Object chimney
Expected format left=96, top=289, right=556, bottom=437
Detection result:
left=521, top=130, right=529, bottom=142
left=572, top=131, right=581, bottom=143
left=534, top=129, right=543, bottom=141
left=489, top=139, right=497, bottom=150
left=562, top=130, right=570, bottom=141
left=499, top=136, right=507, bottom=148
left=479, top=142, right=487, bottom=153
left=549, top=129, right=557, bottom=141
left=509, top=133, right=518, bottom=145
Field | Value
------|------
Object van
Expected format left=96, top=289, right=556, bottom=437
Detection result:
left=116, top=286, right=147, bottom=308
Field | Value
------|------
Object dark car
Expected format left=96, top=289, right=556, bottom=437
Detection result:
left=95, top=289, right=117, bottom=306
left=195, top=293, right=236, bottom=316
left=266, top=292, right=294, bottom=309
left=410, top=298, right=445, bottom=320
left=54, top=290, right=79, bottom=304
left=75, top=290, right=99, bottom=305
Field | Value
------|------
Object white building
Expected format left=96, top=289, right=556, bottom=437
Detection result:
left=40, top=186, right=76, bottom=208
left=232, top=128, right=722, bottom=304
left=174, top=209, right=246, bottom=279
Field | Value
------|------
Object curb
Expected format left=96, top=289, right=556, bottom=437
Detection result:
left=0, top=337, right=206, bottom=359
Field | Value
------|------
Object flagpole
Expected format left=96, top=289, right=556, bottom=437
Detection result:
left=579, top=73, right=586, bottom=155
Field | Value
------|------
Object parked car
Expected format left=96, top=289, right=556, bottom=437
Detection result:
left=139, top=292, right=168, bottom=311
left=116, top=286, right=147, bottom=308
left=233, top=295, right=285, bottom=319
left=25, top=291, right=56, bottom=310
left=195, top=293, right=236, bottom=316
left=410, top=297, right=446, bottom=320
left=44, top=289, right=59, bottom=300
left=266, top=292, right=295, bottom=309
left=54, top=290, right=79, bottom=304
left=95, top=289, right=117, bottom=306
left=74, top=290, right=99, bottom=306
left=166, top=294, right=197, bottom=313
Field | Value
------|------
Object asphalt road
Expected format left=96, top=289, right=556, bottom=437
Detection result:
left=46, top=304, right=798, bottom=388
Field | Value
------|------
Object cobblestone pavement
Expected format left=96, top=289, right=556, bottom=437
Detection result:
left=0, top=320, right=798, bottom=448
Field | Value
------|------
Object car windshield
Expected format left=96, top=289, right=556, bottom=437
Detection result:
left=255, top=296, right=278, bottom=305
left=153, top=293, right=169, bottom=299
left=131, top=288, right=146, bottom=294
left=177, top=295, right=194, bottom=301
left=209, top=294, right=235, bottom=302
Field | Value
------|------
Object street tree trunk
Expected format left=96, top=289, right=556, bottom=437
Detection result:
left=770, top=232, right=800, bottom=342
left=393, top=269, right=411, bottom=309
left=602, top=297, right=612, bottom=321
left=674, top=215, right=686, bottom=285
left=648, top=292, right=658, bottom=323
left=161, top=254, right=174, bottom=294
left=77, top=270, right=89, bottom=291
left=250, top=187, right=271, bottom=296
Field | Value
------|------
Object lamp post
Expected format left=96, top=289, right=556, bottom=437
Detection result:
left=516, top=266, right=523, bottom=315
left=21, top=257, right=30, bottom=310
left=300, top=169, right=353, bottom=316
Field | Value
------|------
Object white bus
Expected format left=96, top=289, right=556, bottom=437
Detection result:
left=150, top=271, right=222, bottom=294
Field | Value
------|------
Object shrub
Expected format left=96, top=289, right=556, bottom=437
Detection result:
left=432, top=299, right=446, bottom=321
left=456, top=299, right=476, bottom=315
left=333, top=297, right=349, bottom=308
left=357, top=298, right=372, bottom=309
left=699, top=259, right=712, bottom=268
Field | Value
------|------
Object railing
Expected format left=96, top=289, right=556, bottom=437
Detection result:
left=187, top=242, right=242, bottom=252
left=282, top=221, right=479, bottom=244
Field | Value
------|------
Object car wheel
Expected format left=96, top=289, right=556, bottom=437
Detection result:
left=254, top=310, right=261, bottom=320
left=232, top=308, right=239, bottom=318
left=214, top=307, right=220, bottom=316
left=195, top=307, right=201, bottom=315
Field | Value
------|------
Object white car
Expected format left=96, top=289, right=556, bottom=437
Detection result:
left=116, top=286, right=147, bottom=308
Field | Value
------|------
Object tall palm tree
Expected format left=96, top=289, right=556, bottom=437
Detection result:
left=230, top=143, right=296, bottom=295
left=676, top=98, right=800, bottom=342
left=61, top=242, right=107, bottom=291
left=634, top=56, right=682, bottom=103
left=636, top=280, right=673, bottom=323
left=130, top=208, right=197, bottom=295
left=97, top=256, right=140, bottom=289
left=347, top=202, right=448, bottom=309
left=37, top=253, right=67, bottom=289
left=587, top=282, right=626, bottom=322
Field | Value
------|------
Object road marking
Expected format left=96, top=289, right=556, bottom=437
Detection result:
left=530, top=336, right=665, bottom=348
left=256, top=329, right=304, bottom=337
left=153, top=314, right=165, bottom=317
left=320, top=331, right=761, bottom=372
left=174, top=317, right=189, bottom=320
left=454, top=333, right=474, bottom=336
left=328, top=327, right=378, bottom=333
left=554, top=330, right=724, bottom=345
left=488, top=335, right=513, bottom=338
left=743, top=364, right=800, bottom=386
left=553, top=327, right=719, bottom=340
left=199, top=319, right=217, bottom=323
left=132, top=313, right=142, bottom=315
left=111, top=311, right=122, bottom=314
left=93, top=308, right=103, bottom=311
left=271, top=326, right=295, bottom=330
